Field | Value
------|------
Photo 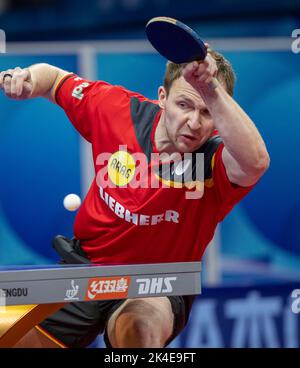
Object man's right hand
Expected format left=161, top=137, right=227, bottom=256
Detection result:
left=0, top=67, right=33, bottom=99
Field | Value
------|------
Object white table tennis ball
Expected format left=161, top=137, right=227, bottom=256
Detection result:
left=63, top=194, right=81, bottom=211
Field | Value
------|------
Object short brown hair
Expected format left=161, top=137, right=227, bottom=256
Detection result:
left=163, top=49, right=236, bottom=96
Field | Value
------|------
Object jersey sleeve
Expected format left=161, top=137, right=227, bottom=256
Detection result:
left=211, top=143, right=255, bottom=221
left=54, top=74, right=114, bottom=142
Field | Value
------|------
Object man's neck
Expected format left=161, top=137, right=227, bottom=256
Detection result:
left=154, top=112, right=177, bottom=154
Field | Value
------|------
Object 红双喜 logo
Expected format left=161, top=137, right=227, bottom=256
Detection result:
left=86, top=276, right=130, bottom=301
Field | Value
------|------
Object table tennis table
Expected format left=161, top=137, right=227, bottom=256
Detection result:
left=0, top=262, right=201, bottom=305
left=0, top=262, right=201, bottom=347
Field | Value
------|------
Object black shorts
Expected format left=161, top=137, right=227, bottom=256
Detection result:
left=38, top=295, right=195, bottom=348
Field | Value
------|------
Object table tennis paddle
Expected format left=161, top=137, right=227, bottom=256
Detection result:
left=146, top=16, right=207, bottom=64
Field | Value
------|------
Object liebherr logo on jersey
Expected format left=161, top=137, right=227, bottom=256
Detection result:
left=99, top=186, right=180, bottom=226
left=136, top=277, right=177, bottom=295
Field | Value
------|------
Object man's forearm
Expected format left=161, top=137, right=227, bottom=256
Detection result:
left=199, top=82, right=270, bottom=176
left=28, top=63, right=60, bottom=98
left=0, top=64, right=69, bottom=101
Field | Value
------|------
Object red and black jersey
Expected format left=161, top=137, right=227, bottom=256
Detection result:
left=55, top=74, right=254, bottom=265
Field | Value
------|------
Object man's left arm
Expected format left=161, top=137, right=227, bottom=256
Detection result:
left=183, top=59, right=270, bottom=187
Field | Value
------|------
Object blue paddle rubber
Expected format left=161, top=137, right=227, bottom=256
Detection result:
left=146, top=17, right=207, bottom=64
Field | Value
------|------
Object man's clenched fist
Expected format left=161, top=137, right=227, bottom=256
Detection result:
left=0, top=67, right=33, bottom=99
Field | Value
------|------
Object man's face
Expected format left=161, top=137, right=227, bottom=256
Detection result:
left=158, top=76, right=215, bottom=153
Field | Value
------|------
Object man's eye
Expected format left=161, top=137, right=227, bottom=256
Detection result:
left=178, top=102, right=187, bottom=108
left=202, top=109, right=211, bottom=116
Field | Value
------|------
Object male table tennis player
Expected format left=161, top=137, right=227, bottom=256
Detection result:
left=0, top=46, right=270, bottom=348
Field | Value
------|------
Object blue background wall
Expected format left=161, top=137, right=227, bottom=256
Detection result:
left=0, top=54, right=80, bottom=264
left=1, top=48, right=300, bottom=276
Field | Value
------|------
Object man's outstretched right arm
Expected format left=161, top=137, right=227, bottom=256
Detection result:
left=0, top=64, right=70, bottom=103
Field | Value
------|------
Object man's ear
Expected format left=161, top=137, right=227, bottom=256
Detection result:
left=158, top=86, right=167, bottom=109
